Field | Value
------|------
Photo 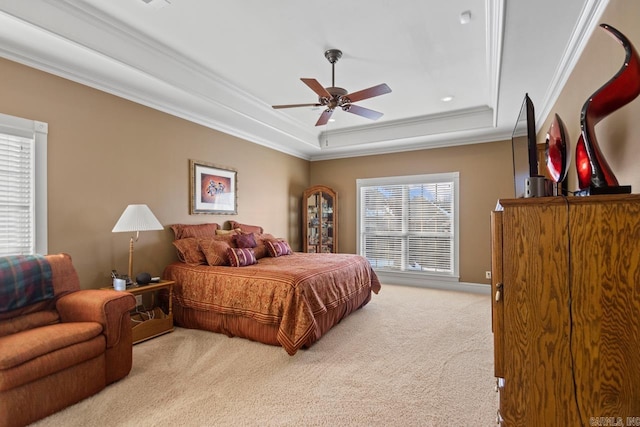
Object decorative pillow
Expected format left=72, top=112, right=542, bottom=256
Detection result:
left=171, top=223, right=219, bottom=240
left=227, top=247, right=257, bottom=267
left=215, top=228, right=240, bottom=235
left=173, top=238, right=206, bottom=265
left=198, top=239, right=232, bottom=266
left=251, top=233, right=275, bottom=259
left=213, top=234, right=237, bottom=247
left=255, top=233, right=276, bottom=244
left=233, top=233, right=257, bottom=248
left=266, top=240, right=292, bottom=257
left=229, top=221, right=264, bottom=234
left=253, top=245, right=268, bottom=260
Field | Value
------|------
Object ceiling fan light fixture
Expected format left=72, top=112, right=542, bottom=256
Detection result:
left=272, top=48, right=391, bottom=126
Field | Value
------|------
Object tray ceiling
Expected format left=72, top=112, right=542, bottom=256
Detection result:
left=0, top=0, right=606, bottom=160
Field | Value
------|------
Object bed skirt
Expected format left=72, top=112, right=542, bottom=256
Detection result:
left=173, top=283, right=373, bottom=352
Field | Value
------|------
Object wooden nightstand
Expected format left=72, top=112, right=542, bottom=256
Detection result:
left=106, top=280, right=175, bottom=344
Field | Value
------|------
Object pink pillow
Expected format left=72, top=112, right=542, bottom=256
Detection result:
left=215, top=228, right=240, bottom=236
left=171, top=223, right=219, bottom=239
left=173, top=238, right=206, bottom=265
left=253, top=245, right=268, bottom=259
left=266, top=240, right=292, bottom=257
left=227, top=247, right=257, bottom=267
left=253, top=233, right=276, bottom=259
left=199, top=239, right=232, bottom=266
left=229, top=221, right=264, bottom=234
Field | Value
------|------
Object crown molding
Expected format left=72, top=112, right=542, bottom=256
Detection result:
left=310, top=126, right=512, bottom=161
left=536, top=0, right=609, bottom=127
left=487, top=0, right=506, bottom=127
left=319, top=106, right=494, bottom=149
left=0, top=2, right=319, bottom=158
left=1, top=0, right=590, bottom=161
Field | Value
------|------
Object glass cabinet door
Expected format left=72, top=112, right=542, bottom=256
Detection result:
left=303, top=185, right=337, bottom=253
left=320, top=193, right=334, bottom=253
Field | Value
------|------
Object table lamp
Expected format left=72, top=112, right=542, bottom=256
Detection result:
left=112, top=204, right=163, bottom=282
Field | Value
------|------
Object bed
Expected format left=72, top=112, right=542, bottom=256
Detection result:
left=163, top=222, right=381, bottom=355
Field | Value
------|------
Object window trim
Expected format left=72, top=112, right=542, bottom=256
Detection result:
left=356, top=172, right=459, bottom=288
left=0, top=112, right=48, bottom=255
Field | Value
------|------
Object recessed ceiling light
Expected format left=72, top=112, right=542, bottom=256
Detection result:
left=441, top=96, right=454, bottom=102
left=460, top=11, right=471, bottom=25
left=328, top=118, right=336, bottom=122
left=141, top=0, right=171, bottom=7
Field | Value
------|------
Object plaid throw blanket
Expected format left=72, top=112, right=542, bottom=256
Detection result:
left=0, top=254, right=54, bottom=313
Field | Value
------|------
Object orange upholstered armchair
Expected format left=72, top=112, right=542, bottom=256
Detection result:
left=0, top=253, right=136, bottom=427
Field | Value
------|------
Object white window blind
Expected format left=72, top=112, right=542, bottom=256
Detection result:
left=0, top=113, right=48, bottom=256
left=0, top=133, right=34, bottom=255
left=357, top=173, right=459, bottom=280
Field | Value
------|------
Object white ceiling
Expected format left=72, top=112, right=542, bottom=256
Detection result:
left=0, top=0, right=607, bottom=160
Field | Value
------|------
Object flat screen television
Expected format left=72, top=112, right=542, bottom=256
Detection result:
left=511, top=94, right=539, bottom=198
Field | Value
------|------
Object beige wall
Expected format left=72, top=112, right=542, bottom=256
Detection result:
left=309, top=141, right=514, bottom=284
left=0, top=58, right=309, bottom=289
left=540, top=0, right=640, bottom=191
left=2, top=0, right=638, bottom=288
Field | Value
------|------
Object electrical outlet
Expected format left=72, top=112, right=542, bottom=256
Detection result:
left=485, top=271, right=492, bottom=279
left=135, top=295, right=143, bottom=307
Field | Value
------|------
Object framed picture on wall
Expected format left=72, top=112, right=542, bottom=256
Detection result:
left=189, top=159, right=237, bottom=214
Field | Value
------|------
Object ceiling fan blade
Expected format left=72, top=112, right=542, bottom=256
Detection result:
left=301, top=78, right=332, bottom=99
left=272, top=103, right=322, bottom=109
left=315, top=109, right=334, bottom=126
left=345, top=83, right=392, bottom=103
left=343, top=104, right=384, bottom=121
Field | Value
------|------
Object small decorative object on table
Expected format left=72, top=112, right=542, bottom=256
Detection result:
left=135, top=272, right=152, bottom=285
left=545, top=113, right=569, bottom=195
left=575, top=23, right=640, bottom=195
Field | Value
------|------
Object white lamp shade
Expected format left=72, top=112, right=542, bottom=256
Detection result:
left=112, top=204, right=163, bottom=233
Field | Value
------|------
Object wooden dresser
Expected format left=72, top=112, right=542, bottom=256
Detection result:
left=490, top=194, right=640, bottom=425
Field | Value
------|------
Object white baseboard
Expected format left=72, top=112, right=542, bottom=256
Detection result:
left=375, top=271, right=490, bottom=295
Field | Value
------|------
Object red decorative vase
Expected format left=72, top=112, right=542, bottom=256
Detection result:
left=576, top=24, right=640, bottom=190
left=545, top=114, right=569, bottom=183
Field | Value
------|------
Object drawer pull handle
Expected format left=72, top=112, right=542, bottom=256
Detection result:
left=495, top=283, right=503, bottom=302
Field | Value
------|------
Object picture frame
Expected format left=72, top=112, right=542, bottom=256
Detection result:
left=189, top=159, right=237, bottom=214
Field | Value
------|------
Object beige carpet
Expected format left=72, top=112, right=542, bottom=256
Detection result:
left=33, top=284, right=497, bottom=426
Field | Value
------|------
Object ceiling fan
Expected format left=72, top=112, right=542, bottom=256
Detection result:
left=272, top=49, right=392, bottom=126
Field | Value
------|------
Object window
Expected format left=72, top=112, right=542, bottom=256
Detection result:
left=357, top=172, right=459, bottom=285
left=0, top=113, right=48, bottom=255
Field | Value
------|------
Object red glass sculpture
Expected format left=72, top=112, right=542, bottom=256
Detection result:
left=576, top=23, right=640, bottom=191
left=545, top=114, right=569, bottom=183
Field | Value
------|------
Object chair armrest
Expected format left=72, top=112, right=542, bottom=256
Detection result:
left=56, top=290, right=136, bottom=348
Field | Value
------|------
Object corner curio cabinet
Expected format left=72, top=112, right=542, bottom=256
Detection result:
left=303, top=185, right=337, bottom=253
